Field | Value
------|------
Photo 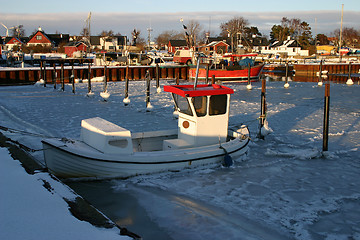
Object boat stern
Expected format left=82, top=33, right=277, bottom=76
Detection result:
left=81, top=117, right=133, bottom=154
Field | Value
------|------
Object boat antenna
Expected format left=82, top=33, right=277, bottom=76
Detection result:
left=339, top=4, right=344, bottom=62
left=193, top=54, right=201, bottom=90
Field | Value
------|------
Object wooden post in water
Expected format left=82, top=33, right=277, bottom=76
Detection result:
left=43, top=61, right=47, bottom=87
left=173, top=66, right=179, bottom=85
left=103, top=65, right=107, bottom=92
left=318, top=60, right=323, bottom=86
left=125, top=66, right=129, bottom=97
left=155, top=63, right=160, bottom=87
left=156, top=63, right=161, bottom=92
left=99, top=65, right=110, bottom=101
left=323, top=83, right=330, bottom=151
left=246, top=62, right=252, bottom=90
left=71, top=64, right=75, bottom=94
left=39, top=61, right=42, bottom=81
left=284, top=62, right=289, bottom=88
left=87, top=64, right=92, bottom=94
left=346, top=62, right=354, bottom=85
left=176, top=70, right=180, bottom=85
left=258, top=79, right=267, bottom=140
left=123, top=66, right=130, bottom=106
left=145, top=70, right=151, bottom=110
left=61, top=64, right=64, bottom=91
left=211, top=75, right=215, bottom=84
left=53, top=64, right=56, bottom=89
left=206, top=64, right=209, bottom=84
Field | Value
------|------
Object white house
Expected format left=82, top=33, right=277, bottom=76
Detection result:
left=260, top=36, right=309, bottom=57
left=99, top=36, right=127, bottom=51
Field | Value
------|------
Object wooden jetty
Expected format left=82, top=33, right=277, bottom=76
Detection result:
left=263, top=64, right=294, bottom=73
left=0, top=64, right=189, bottom=85
left=293, top=63, right=360, bottom=76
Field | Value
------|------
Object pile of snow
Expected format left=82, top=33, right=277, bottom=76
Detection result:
left=100, top=91, right=111, bottom=101
left=260, top=119, right=273, bottom=137
left=34, top=79, right=45, bottom=86
left=0, top=147, right=130, bottom=240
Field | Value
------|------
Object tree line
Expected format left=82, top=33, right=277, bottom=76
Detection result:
left=6, top=16, right=360, bottom=53
left=155, top=16, right=360, bottom=54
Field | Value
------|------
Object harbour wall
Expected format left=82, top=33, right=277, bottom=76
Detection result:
left=293, top=63, right=360, bottom=76
left=0, top=65, right=189, bottom=85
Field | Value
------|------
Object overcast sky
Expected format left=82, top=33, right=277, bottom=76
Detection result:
left=1, top=0, right=359, bottom=40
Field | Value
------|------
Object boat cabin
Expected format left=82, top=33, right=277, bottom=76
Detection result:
left=163, top=84, right=234, bottom=149
left=78, top=84, right=234, bottom=155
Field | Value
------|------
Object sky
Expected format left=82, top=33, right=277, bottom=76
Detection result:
left=0, top=0, right=359, bottom=40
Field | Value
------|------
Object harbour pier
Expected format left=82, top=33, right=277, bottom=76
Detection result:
left=0, top=62, right=189, bottom=85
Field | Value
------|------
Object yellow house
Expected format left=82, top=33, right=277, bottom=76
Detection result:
left=316, top=45, right=336, bottom=55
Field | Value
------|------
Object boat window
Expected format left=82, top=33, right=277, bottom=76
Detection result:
left=108, top=139, right=128, bottom=148
left=209, top=95, right=227, bottom=115
left=172, top=93, right=193, bottom=116
left=192, top=96, right=207, bottom=117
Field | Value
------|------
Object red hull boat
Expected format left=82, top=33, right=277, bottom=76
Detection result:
left=189, top=54, right=264, bottom=82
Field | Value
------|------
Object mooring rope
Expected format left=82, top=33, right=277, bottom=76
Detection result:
left=0, top=124, right=64, bottom=152
left=0, top=125, right=55, bottom=139
left=228, top=124, right=253, bottom=141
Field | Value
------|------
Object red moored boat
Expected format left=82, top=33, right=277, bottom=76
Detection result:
left=189, top=54, right=264, bottom=82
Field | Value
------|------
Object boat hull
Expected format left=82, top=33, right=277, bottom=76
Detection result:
left=189, top=64, right=264, bottom=82
left=42, top=133, right=250, bottom=179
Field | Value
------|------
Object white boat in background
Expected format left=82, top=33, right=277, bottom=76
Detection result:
left=42, top=84, right=250, bottom=179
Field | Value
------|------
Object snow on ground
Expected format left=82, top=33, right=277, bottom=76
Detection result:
left=0, top=78, right=359, bottom=240
left=0, top=147, right=130, bottom=240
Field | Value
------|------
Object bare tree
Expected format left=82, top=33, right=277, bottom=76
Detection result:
left=342, top=27, right=360, bottom=48
left=155, top=30, right=183, bottom=47
left=180, top=19, right=203, bottom=48
left=331, top=27, right=360, bottom=48
left=187, top=20, right=203, bottom=46
left=80, top=27, right=89, bottom=37
left=11, top=25, right=25, bottom=38
left=100, top=30, right=115, bottom=37
left=220, top=16, right=249, bottom=37
left=220, top=16, right=249, bottom=52
left=131, top=28, right=140, bottom=46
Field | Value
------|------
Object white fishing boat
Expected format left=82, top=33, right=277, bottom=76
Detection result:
left=42, top=84, right=250, bottom=179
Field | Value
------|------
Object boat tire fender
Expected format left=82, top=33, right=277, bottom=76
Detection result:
left=220, top=145, right=233, bottom=167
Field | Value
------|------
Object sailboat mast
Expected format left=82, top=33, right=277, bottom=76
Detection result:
left=315, top=18, right=317, bottom=59
left=339, top=4, right=344, bottom=62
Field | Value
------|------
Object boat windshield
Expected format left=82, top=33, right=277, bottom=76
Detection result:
left=172, top=93, right=193, bottom=116
left=192, top=96, right=207, bottom=117
left=209, top=95, right=227, bottom=115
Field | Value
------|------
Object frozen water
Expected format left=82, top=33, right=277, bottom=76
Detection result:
left=0, top=79, right=359, bottom=239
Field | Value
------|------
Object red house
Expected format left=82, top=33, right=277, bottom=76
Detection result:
left=27, top=27, right=69, bottom=48
left=27, top=28, right=53, bottom=47
left=168, top=40, right=188, bottom=53
left=5, top=37, right=26, bottom=50
left=64, top=41, right=88, bottom=57
left=199, top=41, right=229, bottom=55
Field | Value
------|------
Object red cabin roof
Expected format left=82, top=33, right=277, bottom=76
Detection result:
left=164, top=84, right=234, bottom=97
